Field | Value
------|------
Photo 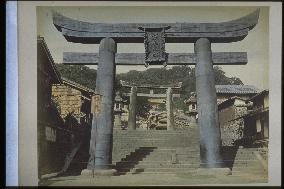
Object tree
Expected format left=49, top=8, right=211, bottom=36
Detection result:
left=55, top=64, right=243, bottom=114
left=55, top=64, right=97, bottom=90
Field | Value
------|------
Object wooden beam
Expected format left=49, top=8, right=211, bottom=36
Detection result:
left=63, top=52, right=247, bottom=65
left=53, top=9, right=259, bottom=44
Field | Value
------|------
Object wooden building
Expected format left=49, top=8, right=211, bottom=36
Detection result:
left=52, top=77, right=94, bottom=127
left=185, top=85, right=259, bottom=110
left=37, top=37, right=73, bottom=178
left=243, top=90, right=269, bottom=147
left=185, top=85, right=260, bottom=146
left=215, top=85, right=259, bottom=104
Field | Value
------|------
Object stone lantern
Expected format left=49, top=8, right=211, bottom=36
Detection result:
left=114, top=91, right=124, bottom=129
left=184, top=92, right=198, bottom=126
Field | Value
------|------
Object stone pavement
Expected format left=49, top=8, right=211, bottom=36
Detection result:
left=41, top=171, right=267, bottom=186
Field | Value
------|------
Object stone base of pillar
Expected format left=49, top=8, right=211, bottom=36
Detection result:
left=195, top=167, right=232, bottom=176
left=81, top=169, right=117, bottom=176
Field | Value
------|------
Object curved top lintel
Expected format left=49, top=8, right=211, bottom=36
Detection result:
left=52, top=9, right=260, bottom=43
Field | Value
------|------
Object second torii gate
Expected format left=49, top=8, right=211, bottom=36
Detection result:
left=120, top=80, right=182, bottom=130
left=53, top=9, right=259, bottom=174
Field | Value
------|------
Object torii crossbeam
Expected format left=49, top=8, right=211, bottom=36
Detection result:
left=63, top=52, right=247, bottom=65
left=53, top=9, right=259, bottom=175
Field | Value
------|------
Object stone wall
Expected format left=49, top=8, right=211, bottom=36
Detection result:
left=219, top=104, right=248, bottom=146
left=51, top=84, right=83, bottom=120
left=174, top=113, right=192, bottom=129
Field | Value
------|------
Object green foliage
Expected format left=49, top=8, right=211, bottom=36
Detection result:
left=213, top=66, right=243, bottom=85
left=55, top=64, right=97, bottom=90
left=55, top=64, right=243, bottom=114
left=117, top=66, right=192, bottom=86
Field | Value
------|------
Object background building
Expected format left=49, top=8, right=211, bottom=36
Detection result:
left=244, top=90, right=269, bottom=147
left=185, top=85, right=269, bottom=147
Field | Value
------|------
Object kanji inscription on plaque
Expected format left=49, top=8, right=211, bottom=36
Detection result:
left=139, top=26, right=170, bottom=67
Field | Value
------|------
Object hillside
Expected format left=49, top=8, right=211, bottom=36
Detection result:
left=55, top=64, right=243, bottom=111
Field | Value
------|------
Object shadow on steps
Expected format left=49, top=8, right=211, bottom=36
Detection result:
left=115, top=147, right=158, bottom=175
left=221, top=146, right=239, bottom=169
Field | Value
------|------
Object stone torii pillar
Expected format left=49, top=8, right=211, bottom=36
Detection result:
left=84, top=38, right=117, bottom=175
left=195, top=38, right=222, bottom=168
left=128, top=86, right=137, bottom=130
left=166, top=87, right=175, bottom=130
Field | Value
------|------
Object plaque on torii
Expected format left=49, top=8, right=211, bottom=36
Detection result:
left=53, top=9, right=259, bottom=172
left=138, top=26, right=170, bottom=67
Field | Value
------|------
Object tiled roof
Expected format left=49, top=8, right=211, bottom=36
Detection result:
left=184, top=96, right=197, bottom=104
left=248, top=89, right=269, bottom=102
left=216, top=85, right=259, bottom=94
left=62, top=77, right=95, bottom=93
left=218, top=96, right=247, bottom=109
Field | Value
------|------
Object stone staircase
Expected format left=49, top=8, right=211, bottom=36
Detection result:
left=63, top=124, right=267, bottom=180
left=112, top=127, right=200, bottom=175
left=222, top=147, right=268, bottom=178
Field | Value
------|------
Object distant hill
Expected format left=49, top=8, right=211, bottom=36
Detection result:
left=55, top=64, right=243, bottom=111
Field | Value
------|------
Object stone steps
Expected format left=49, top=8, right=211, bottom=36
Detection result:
left=115, top=146, right=200, bottom=174
left=112, top=128, right=200, bottom=174
left=114, top=159, right=200, bottom=164
left=119, top=167, right=198, bottom=173
left=124, top=171, right=187, bottom=175
left=113, top=132, right=198, bottom=135
left=226, top=147, right=268, bottom=176
left=113, top=148, right=199, bottom=153
left=113, top=143, right=199, bottom=147
left=113, top=130, right=196, bottom=133
left=116, top=162, right=200, bottom=169
left=113, top=135, right=199, bottom=162
left=142, top=155, right=199, bottom=162
left=134, top=163, right=200, bottom=169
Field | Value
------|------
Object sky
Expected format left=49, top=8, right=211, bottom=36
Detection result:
left=37, top=6, right=269, bottom=90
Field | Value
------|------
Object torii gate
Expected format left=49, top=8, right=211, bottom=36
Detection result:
left=120, top=80, right=182, bottom=130
left=53, top=9, right=259, bottom=174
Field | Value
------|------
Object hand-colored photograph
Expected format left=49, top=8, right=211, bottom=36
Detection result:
left=36, top=5, right=269, bottom=186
